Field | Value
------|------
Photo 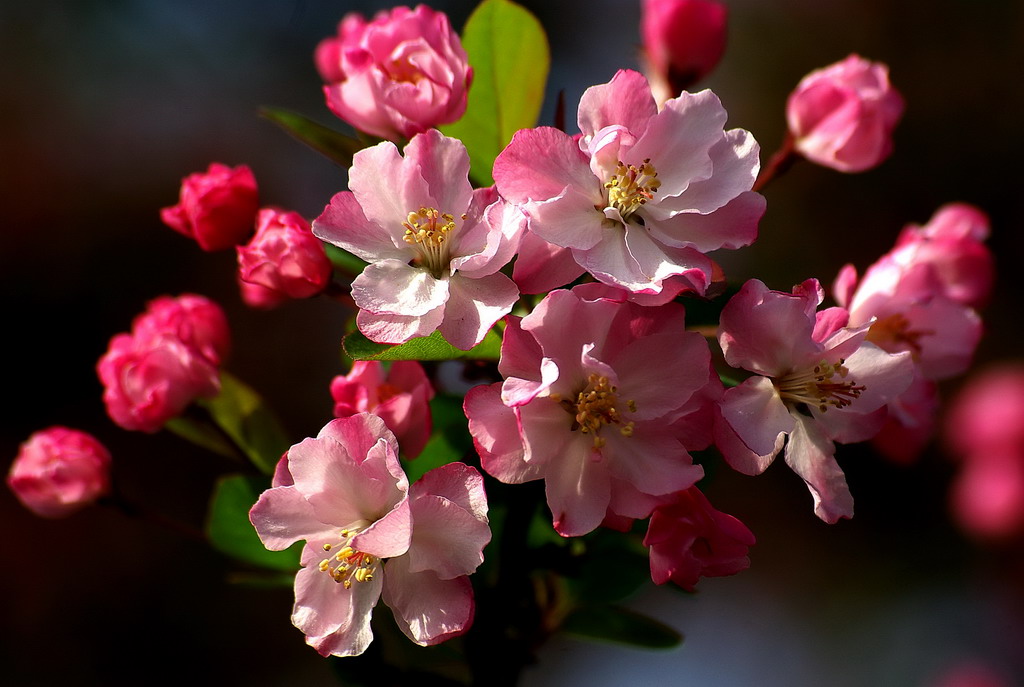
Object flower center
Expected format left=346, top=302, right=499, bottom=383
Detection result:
left=866, top=313, right=932, bottom=357
left=403, top=206, right=457, bottom=279
left=318, top=527, right=379, bottom=589
left=551, top=373, right=636, bottom=448
left=604, top=159, right=661, bottom=222
left=376, top=382, right=402, bottom=404
left=775, top=359, right=866, bottom=413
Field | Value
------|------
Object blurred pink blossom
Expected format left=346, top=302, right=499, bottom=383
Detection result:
left=237, top=208, right=332, bottom=306
left=640, top=0, right=728, bottom=104
left=97, top=294, right=228, bottom=432
left=494, top=69, right=764, bottom=303
left=160, top=163, right=259, bottom=251
left=318, top=5, right=472, bottom=141
left=331, top=361, right=434, bottom=459
left=786, top=54, right=904, bottom=173
left=644, top=486, right=754, bottom=591
left=7, top=427, right=111, bottom=518
left=249, top=414, right=489, bottom=656
left=313, top=130, right=520, bottom=349
left=465, top=286, right=712, bottom=537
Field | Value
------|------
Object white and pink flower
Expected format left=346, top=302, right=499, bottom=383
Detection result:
left=250, top=413, right=490, bottom=656
left=464, top=285, right=714, bottom=537
left=714, top=279, right=913, bottom=522
left=313, top=129, right=520, bottom=349
left=494, top=69, right=764, bottom=303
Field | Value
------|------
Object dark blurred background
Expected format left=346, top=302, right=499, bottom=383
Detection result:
left=2, top=1, right=1022, bottom=685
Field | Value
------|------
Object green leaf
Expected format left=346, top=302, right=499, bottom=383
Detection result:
left=563, top=528, right=650, bottom=604
left=260, top=107, right=368, bottom=168
left=404, top=394, right=473, bottom=482
left=206, top=474, right=301, bottom=571
left=324, top=243, right=368, bottom=276
left=343, top=329, right=502, bottom=362
left=197, top=371, right=291, bottom=475
left=440, top=0, right=549, bottom=185
left=561, top=605, right=683, bottom=649
left=164, top=415, right=242, bottom=460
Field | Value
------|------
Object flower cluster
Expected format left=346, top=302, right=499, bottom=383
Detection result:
left=9, top=1, right=1002, bottom=678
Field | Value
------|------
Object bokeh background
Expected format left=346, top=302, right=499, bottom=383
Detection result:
left=2, top=1, right=1023, bottom=684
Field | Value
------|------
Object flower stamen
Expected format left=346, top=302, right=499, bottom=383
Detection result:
left=604, top=159, right=661, bottom=222
left=775, top=359, right=866, bottom=413
left=555, top=373, right=637, bottom=448
left=319, top=528, right=379, bottom=589
left=403, top=206, right=456, bottom=279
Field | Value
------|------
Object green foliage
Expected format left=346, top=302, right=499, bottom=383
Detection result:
left=324, top=243, right=369, bottom=276
left=206, top=474, right=301, bottom=571
left=561, top=605, right=683, bottom=649
left=441, top=0, right=549, bottom=185
left=404, top=394, right=473, bottom=482
left=343, top=329, right=502, bottom=362
left=260, top=107, right=368, bottom=168
left=197, top=372, right=291, bottom=475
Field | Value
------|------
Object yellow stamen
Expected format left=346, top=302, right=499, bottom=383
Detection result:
left=554, top=373, right=638, bottom=448
left=403, top=206, right=457, bottom=278
left=604, top=158, right=661, bottom=222
left=775, top=359, right=866, bottom=413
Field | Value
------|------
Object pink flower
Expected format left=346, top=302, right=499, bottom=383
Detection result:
left=313, top=130, right=520, bottom=349
left=494, top=69, right=764, bottom=302
left=7, top=427, right=111, bottom=518
left=640, top=0, right=728, bottom=103
left=318, top=5, right=472, bottom=141
left=889, top=203, right=994, bottom=309
left=97, top=294, right=228, bottom=432
left=237, top=208, right=333, bottom=306
left=160, top=163, right=259, bottom=251
left=249, top=414, right=490, bottom=656
left=643, top=487, right=754, bottom=591
left=464, top=286, right=711, bottom=537
left=786, top=54, right=904, bottom=173
left=331, top=361, right=434, bottom=459
left=714, top=279, right=913, bottom=523
left=944, top=365, right=1024, bottom=539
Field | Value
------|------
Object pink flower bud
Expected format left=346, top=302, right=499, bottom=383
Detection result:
left=237, top=209, right=332, bottom=306
left=319, top=5, right=472, bottom=141
left=7, top=427, right=111, bottom=518
left=160, top=163, right=259, bottom=251
left=640, top=0, right=728, bottom=103
left=786, top=54, right=904, bottom=173
left=97, top=295, right=229, bottom=433
left=330, top=361, right=434, bottom=458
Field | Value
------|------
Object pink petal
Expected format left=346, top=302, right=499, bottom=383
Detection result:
left=613, top=331, right=710, bottom=421
left=249, top=484, right=333, bottom=550
left=356, top=303, right=446, bottom=344
left=351, top=261, right=449, bottom=316
left=464, top=384, right=543, bottom=484
left=493, top=126, right=598, bottom=204
left=784, top=414, right=854, bottom=523
left=312, top=190, right=408, bottom=262
left=646, top=190, right=765, bottom=253
left=544, top=437, right=611, bottom=537
left=652, top=127, right=758, bottom=213
left=381, top=556, right=474, bottom=646
left=577, top=69, right=658, bottom=139
left=512, top=230, right=586, bottom=294
left=348, top=140, right=430, bottom=230
left=437, top=272, right=519, bottom=350
left=718, top=376, right=795, bottom=458
left=406, top=493, right=491, bottom=578
left=402, top=130, right=473, bottom=217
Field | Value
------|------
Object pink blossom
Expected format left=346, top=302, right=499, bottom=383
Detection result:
left=786, top=54, right=904, bottom=173
left=889, top=203, right=994, bottom=309
left=464, top=285, right=711, bottom=537
left=249, top=414, right=490, bottom=656
left=494, top=69, right=764, bottom=302
left=7, top=427, right=111, bottom=518
left=318, top=5, right=472, bottom=141
left=640, top=0, right=728, bottom=104
left=643, top=487, right=754, bottom=591
left=944, top=365, right=1024, bottom=539
left=237, top=208, right=332, bottom=306
left=160, top=163, right=259, bottom=251
left=238, top=278, right=288, bottom=310
left=97, top=294, right=228, bottom=432
left=714, top=279, right=913, bottom=523
left=331, top=361, right=434, bottom=459
left=313, top=130, right=520, bottom=349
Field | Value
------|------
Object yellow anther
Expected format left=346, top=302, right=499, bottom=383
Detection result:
left=605, top=159, right=661, bottom=222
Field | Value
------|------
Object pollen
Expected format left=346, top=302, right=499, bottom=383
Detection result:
left=775, top=359, right=866, bottom=413
left=403, top=206, right=457, bottom=278
left=604, top=159, right=661, bottom=222
left=555, top=373, right=637, bottom=448
left=318, top=528, right=379, bottom=588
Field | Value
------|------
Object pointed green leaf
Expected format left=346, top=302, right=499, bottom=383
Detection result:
left=561, top=605, right=683, bottom=649
left=206, top=474, right=301, bottom=571
left=441, top=0, right=549, bottom=185
left=164, top=415, right=242, bottom=460
left=197, top=371, right=291, bottom=475
left=324, top=243, right=369, bottom=276
left=343, top=329, right=502, bottom=362
left=260, top=107, right=369, bottom=168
